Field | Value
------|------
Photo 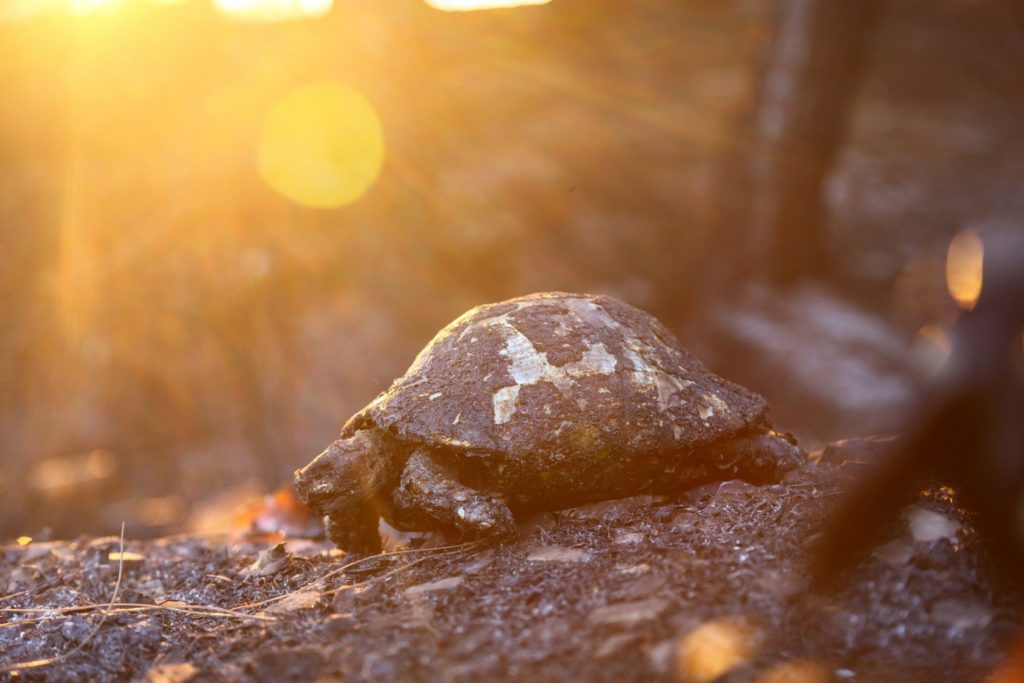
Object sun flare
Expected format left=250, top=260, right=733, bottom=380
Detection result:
left=258, top=82, right=385, bottom=209
left=214, top=0, right=332, bottom=21
left=69, top=0, right=123, bottom=15
left=946, top=228, right=984, bottom=310
left=424, top=0, right=551, bottom=11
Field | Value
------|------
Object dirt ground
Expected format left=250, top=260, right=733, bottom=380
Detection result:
left=1, top=442, right=1021, bottom=683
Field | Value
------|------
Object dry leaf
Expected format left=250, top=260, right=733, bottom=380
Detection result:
left=589, top=598, right=670, bottom=625
left=404, top=576, right=463, bottom=596
left=241, top=543, right=290, bottom=578
left=526, top=546, right=590, bottom=563
left=263, top=587, right=323, bottom=614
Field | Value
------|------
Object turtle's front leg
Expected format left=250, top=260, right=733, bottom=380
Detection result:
left=715, top=430, right=806, bottom=484
left=294, top=428, right=405, bottom=553
left=391, top=449, right=516, bottom=538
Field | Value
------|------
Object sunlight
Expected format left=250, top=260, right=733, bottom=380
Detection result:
left=258, top=82, right=385, bottom=209
left=214, top=0, right=332, bottom=21
left=946, top=228, right=984, bottom=310
left=424, top=0, right=551, bottom=11
left=675, top=617, right=759, bottom=682
left=69, top=0, right=123, bottom=14
left=755, top=660, right=832, bottom=683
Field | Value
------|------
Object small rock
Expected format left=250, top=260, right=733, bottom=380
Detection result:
left=906, top=507, right=960, bottom=543
left=590, top=597, right=670, bottom=625
left=404, top=576, right=464, bottom=596
left=60, top=615, right=92, bottom=644
left=614, top=531, right=645, bottom=545
left=526, top=546, right=590, bottom=563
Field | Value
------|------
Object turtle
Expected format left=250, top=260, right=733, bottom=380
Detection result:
left=295, top=292, right=805, bottom=552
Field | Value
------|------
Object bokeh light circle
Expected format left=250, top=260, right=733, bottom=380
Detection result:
left=258, top=82, right=385, bottom=209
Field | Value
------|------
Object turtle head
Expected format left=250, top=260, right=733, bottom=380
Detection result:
left=294, top=428, right=408, bottom=550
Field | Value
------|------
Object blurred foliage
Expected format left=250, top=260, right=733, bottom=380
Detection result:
left=1, top=0, right=1021, bottom=538
left=0, top=0, right=768, bottom=536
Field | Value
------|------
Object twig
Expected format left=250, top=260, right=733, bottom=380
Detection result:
left=320, top=549, right=467, bottom=597
left=0, top=522, right=128, bottom=674
left=232, top=539, right=484, bottom=611
left=0, top=602, right=276, bottom=624
left=0, top=589, right=31, bottom=604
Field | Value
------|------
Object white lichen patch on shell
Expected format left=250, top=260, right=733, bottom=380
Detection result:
left=705, top=393, right=730, bottom=418
left=465, top=295, right=700, bottom=426
left=490, top=333, right=617, bottom=423
left=493, top=385, right=522, bottom=425
left=467, top=305, right=621, bottom=423
left=699, top=393, right=731, bottom=422
left=656, top=374, right=694, bottom=410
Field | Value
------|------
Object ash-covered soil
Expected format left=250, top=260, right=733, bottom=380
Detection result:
left=1, top=449, right=1020, bottom=682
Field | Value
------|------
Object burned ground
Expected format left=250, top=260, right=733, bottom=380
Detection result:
left=1, top=452, right=1020, bottom=682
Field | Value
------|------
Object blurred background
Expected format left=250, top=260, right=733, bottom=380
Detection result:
left=0, top=0, right=1021, bottom=540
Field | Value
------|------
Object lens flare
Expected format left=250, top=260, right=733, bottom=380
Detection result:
left=258, top=82, right=385, bottom=209
left=424, top=0, right=551, bottom=11
left=946, top=228, right=984, bottom=310
left=215, top=0, right=332, bottom=21
left=69, top=0, right=123, bottom=15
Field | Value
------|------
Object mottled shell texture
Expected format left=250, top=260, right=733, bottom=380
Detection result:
left=343, top=293, right=768, bottom=479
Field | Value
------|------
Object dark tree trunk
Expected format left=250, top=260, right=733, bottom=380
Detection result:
left=720, top=0, right=883, bottom=284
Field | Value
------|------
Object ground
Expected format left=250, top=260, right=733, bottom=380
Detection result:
left=1, top=443, right=1021, bottom=682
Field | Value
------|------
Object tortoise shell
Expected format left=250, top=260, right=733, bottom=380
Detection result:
left=342, top=292, right=769, bottom=505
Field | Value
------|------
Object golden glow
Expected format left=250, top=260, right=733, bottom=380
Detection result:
left=258, top=82, right=385, bottom=209
left=675, top=618, right=759, bottom=682
left=70, top=0, right=124, bottom=14
left=214, top=0, right=332, bottom=22
left=108, top=551, right=145, bottom=562
left=135, top=496, right=187, bottom=526
left=29, top=450, right=117, bottom=496
left=424, top=0, right=551, bottom=11
left=755, top=660, right=832, bottom=683
left=946, top=228, right=984, bottom=310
